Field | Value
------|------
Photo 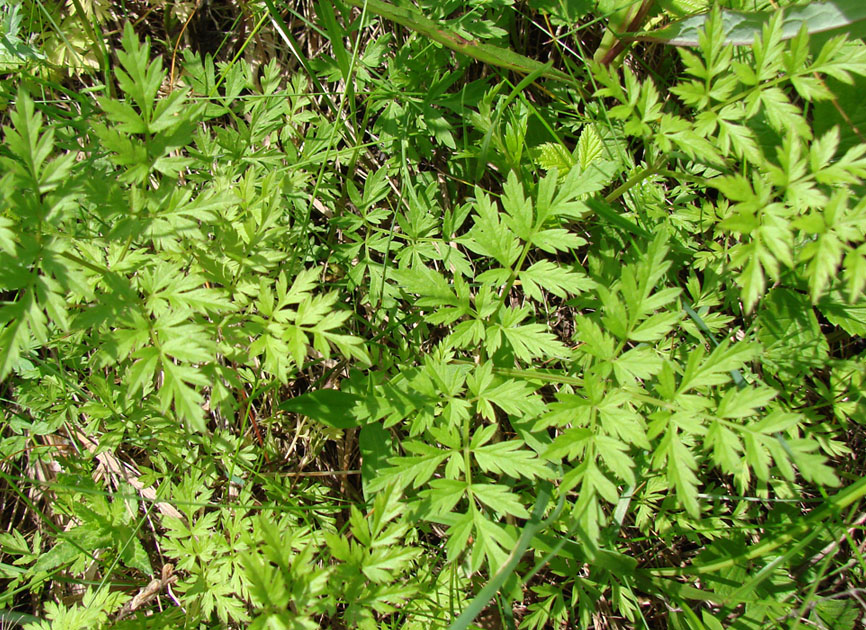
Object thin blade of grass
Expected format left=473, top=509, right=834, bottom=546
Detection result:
left=647, top=474, right=866, bottom=577
left=263, top=0, right=340, bottom=116
left=446, top=481, right=554, bottom=630
left=318, top=0, right=352, bottom=81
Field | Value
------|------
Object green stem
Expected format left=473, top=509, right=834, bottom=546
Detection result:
left=58, top=250, right=109, bottom=276
left=497, top=239, right=533, bottom=317
left=343, top=0, right=583, bottom=90
left=604, top=156, right=666, bottom=204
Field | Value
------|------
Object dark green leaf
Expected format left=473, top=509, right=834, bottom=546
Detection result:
left=757, top=288, right=829, bottom=379
left=279, top=389, right=364, bottom=429
left=641, top=1, right=866, bottom=47
left=359, top=422, right=395, bottom=500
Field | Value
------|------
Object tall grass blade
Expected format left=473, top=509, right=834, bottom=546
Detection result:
left=647, top=475, right=866, bottom=577
left=446, top=482, right=554, bottom=630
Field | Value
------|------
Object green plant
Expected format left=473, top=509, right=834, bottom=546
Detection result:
left=1, top=2, right=865, bottom=629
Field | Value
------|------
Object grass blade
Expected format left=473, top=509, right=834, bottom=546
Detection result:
left=446, top=482, right=554, bottom=630
left=646, top=474, right=866, bottom=577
